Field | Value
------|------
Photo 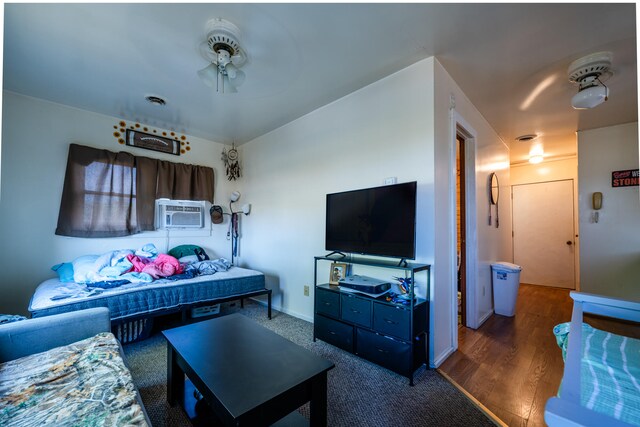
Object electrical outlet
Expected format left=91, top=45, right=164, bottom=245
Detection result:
left=384, top=177, right=397, bottom=185
left=304, top=285, right=310, bottom=296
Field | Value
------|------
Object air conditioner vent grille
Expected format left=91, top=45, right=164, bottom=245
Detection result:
left=156, top=200, right=205, bottom=229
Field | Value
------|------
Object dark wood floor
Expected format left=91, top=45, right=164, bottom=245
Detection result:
left=440, top=284, right=572, bottom=427
left=439, top=284, right=640, bottom=426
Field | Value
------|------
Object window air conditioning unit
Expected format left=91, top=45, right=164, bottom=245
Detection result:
left=156, top=200, right=205, bottom=229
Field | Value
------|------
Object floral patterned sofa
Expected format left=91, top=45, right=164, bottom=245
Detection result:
left=0, top=308, right=150, bottom=426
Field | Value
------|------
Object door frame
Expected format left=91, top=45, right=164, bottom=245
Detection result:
left=449, top=109, right=478, bottom=350
left=457, top=134, right=466, bottom=326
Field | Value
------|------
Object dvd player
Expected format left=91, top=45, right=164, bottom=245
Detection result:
left=338, top=275, right=391, bottom=294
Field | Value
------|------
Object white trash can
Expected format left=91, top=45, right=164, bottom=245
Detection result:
left=491, top=262, right=522, bottom=317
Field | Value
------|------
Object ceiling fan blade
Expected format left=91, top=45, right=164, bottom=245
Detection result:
left=228, top=69, right=246, bottom=88
left=222, top=75, right=238, bottom=93
left=197, top=63, right=219, bottom=88
left=230, top=53, right=246, bottom=67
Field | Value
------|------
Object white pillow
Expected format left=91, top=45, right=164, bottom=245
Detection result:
left=72, top=255, right=99, bottom=283
left=179, top=255, right=200, bottom=264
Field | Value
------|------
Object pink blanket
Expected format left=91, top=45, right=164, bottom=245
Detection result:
left=127, top=253, right=183, bottom=279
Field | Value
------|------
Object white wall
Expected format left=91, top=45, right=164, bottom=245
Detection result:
left=240, top=57, right=512, bottom=367
left=433, top=60, right=512, bottom=359
left=510, top=158, right=580, bottom=288
left=240, top=57, right=437, bottom=356
left=0, top=91, right=237, bottom=314
left=577, top=122, right=639, bottom=298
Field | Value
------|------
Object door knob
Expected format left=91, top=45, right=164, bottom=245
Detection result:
left=566, top=241, right=573, bottom=245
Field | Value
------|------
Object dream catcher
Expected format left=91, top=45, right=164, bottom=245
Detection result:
left=221, top=142, right=241, bottom=181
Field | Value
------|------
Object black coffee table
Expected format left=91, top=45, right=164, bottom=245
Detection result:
left=163, top=313, right=335, bottom=426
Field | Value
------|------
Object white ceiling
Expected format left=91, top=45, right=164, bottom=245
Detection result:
left=3, top=3, right=637, bottom=163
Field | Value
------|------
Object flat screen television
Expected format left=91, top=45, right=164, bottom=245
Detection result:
left=325, top=181, right=417, bottom=260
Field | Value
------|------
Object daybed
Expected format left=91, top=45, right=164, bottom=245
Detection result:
left=29, top=246, right=271, bottom=342
left=544, top=292, right=640, bottom=427
left=0, top=307, right=151, bottom=426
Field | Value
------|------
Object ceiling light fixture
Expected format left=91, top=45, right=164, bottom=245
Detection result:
left=529, top=155, right=544, bottom=164
left=529, top=142, right=544, bottom=164
left=568, top=51, right=613, bottom=109
left=198, top=18, right=247, bottom=93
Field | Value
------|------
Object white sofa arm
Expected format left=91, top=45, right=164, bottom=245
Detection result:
left=0, top=307, right=111, bottom=363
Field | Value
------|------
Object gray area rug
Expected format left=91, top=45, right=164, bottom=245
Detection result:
left=123, top=301, right=496, bottom=426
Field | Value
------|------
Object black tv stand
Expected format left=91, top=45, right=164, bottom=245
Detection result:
left=397, top=258, right=408, bottom=267
left=324, top=251, right=347, bottom=259
left=313, top=255, right=431, bottom=385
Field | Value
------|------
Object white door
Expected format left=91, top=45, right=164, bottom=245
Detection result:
left=512, top=180, right=575, bottom=289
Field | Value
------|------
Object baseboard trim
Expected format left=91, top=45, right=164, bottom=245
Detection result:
left=437, top=369, right=507, bottom=427
left=247, top=297, right=313, bottom=323
left=433, top=345, right=456, bottom=368
left=477, top=309, right=493, bottom=328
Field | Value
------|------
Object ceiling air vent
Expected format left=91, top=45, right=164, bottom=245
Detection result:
left=515, top=134, right=538, bottom=142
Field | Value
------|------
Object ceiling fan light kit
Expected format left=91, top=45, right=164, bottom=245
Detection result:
left=567, top=51, right=613, bottom=109
left=571, top=84, right=609, bottom=109
left=198, top=18, right=247, bottom=93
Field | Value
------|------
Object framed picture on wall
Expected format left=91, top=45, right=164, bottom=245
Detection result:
left=329, top=263, right=348, bottom=285
left=126, top=129, right=180, bottom=155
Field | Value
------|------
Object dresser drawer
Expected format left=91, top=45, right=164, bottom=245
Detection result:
left=341, top=294, right=372, bottom=328
left=356, top=329, right=411, bottom=376
left=315, top=315, right=354, bottom=352
left=373, top=302, right=411, bottom=341
left=315, top=287, right=340, bottom=318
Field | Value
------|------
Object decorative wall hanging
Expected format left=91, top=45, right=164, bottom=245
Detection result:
left=611, top=169, right=639, bottom=187
left=488, top=172, right=500, bottom=228
left=221, top=142, right=241, bottom=180
left=126, top=129, right=180, bottom=155
left=112, top=120, right=191, bottom=155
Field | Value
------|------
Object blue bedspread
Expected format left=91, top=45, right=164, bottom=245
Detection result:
left=554, top=322, right=640, bottom=425
left=29, top=267, right=265, bottom=320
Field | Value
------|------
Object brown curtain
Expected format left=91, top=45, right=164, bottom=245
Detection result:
left=156, top=160, right=214, bottom=201
left=135, top=155, right=160, bottom=232
left=56, top=144, right=214, bottom=238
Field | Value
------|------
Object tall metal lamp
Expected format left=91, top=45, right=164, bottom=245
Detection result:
left=228, top=191, right=251, bottom=264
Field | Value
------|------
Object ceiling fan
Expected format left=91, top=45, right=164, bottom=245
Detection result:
left=198, top=18, right=247, bottom=93
left=568, top=51, right=613, bottom=109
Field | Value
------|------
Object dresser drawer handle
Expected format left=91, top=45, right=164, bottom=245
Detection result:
left=384, top=318, right=398, bottom=325
left=329, top=331, right=337, bottom=335
left=350, top=309, right=361, bottom=314
left=323, top=302, right=332, bottom=306
left=376, top=347, right=389, bottom=354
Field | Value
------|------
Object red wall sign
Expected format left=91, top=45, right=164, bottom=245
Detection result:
left=611, top=169, right=639, bottom=187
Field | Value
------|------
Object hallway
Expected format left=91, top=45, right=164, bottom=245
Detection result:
left=439, top=284, right=572, bottom=426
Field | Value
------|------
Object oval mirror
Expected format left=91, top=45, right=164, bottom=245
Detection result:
left=490, top=172, right=499, bottom=204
